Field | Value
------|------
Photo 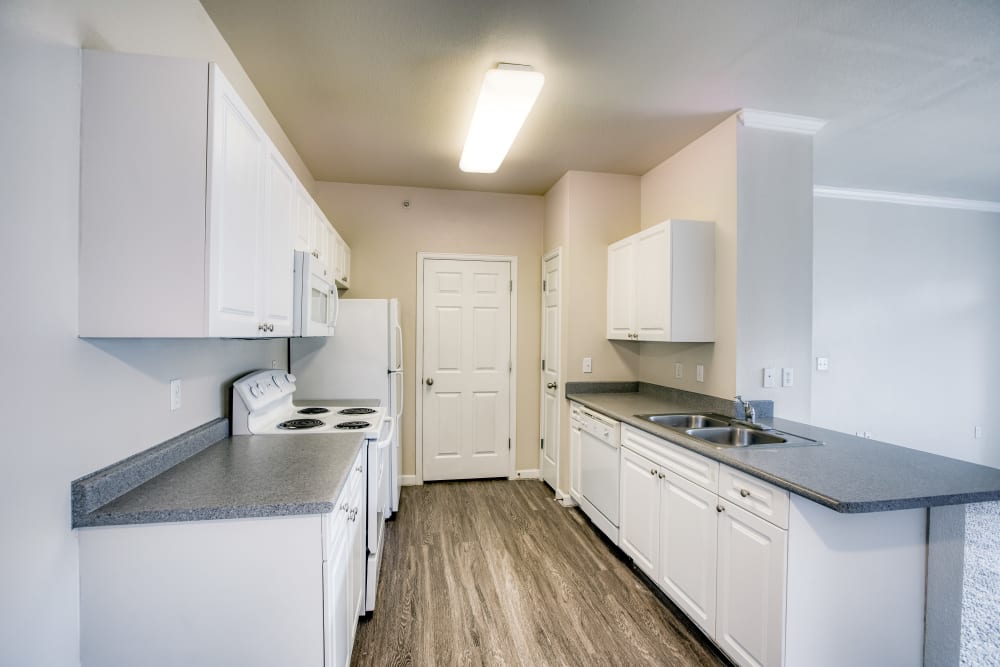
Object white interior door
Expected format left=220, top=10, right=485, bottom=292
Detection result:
left=540, top=251, right=561, bottom=490
left=422, top=258, right=512, bottom=481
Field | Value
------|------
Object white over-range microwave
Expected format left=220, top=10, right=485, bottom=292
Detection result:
left=293, top=250, right=339, bottom=336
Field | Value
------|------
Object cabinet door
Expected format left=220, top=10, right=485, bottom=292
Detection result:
left=619, top=447, right=660, bottom=579
left=207, top=69, right=265, bottom=337
left=293, top=185, right=312, bottom=252
left=341, top=242, right=351, bottom=289
left=659, top=469, right=718, bottom=637
left=569, top=423, right=582, bottom=503
left=716, top=501, right=787, bottom=667
left=635, top=222, right=671, bottom=341
left=262, top=149, right=295, bottom=337
left=606, top=237, right=635, bottom=339
left=311, top=205, right=332, bottom=281
left=324, top=510, right=349, bottom=667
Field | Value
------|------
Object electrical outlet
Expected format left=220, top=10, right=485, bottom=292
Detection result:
left=696, top=365, right=704, bottom=382
left=816, top=356, right=829, bottom=371
left=170, top=379, right=182, bottom=411
left=975, top=426, right=982, bottom=439
left=271, top=359, right=278, bottom=369
left=782, top=367, right=794, bottom=387
left=674, top=362, right=683, bottom=379
left=762, top=368, right=776, bottom=388
left=582, top=357, right=592, bottom=373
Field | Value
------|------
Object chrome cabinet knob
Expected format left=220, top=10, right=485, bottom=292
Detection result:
left=740, top=488, right=751, bottom=498
left=717, top=505, right=725, bottom=513
left=650, top=468, right=656, bottom=475
left=658, top=472, right=665, bottom=479
left=426, top=378, right=434, bottom=386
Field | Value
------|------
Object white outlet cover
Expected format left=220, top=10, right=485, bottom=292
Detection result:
left=782, top=367, right=794, bottom=387
left=762, top=368, right=777, bottom=388
left=696, top=364, right=704, bottom=382
left=816, top=356, right=830, bottom=371
left=582, top=357, right=592, bottom=373
left=674, top=362, right=683, bottom=379
left=170, top=379, right=182, bottom=411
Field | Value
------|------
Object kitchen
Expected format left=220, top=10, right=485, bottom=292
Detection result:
left=2, top=1, right=999, bottom=666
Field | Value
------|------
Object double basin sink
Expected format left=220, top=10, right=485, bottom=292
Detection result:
left=637, top=413, right=819, bottom=448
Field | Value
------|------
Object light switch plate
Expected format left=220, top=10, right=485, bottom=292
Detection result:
left=696, top=364, right=704, bottom=382
left=674, top=362, right=683, bottom=379
left=170, top=379, right=182, bottom=411
left=782, top=367, right=794, bottom=387
left=582, top=357, right=592, bottom=373
left=762, top=368, right=776, bottom=388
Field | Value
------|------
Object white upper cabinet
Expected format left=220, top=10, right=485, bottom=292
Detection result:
left=329, top=228, right=351, bottom=289
left=293, top=184, right=313, bottom=253
left=607, top=219, right=715, bottom=342
left=79, top=51, right=295, bottom=337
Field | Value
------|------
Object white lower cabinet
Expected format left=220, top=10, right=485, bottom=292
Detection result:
left=619, top=425, right=786, bottom=667
left=617, top=423, right=928, bottom=667
left=716, top=500, right=787, bottom=667
left=659, top=468, right=719, bottom=637
left=79, top=449, right=367, bottom=667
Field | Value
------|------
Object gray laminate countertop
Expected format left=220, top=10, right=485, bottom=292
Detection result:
left=568, top=390, right=1000, bottom=513
left=75, top=432, right=366, bottom=528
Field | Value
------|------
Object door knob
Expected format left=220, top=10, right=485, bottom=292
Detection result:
left=546, top=381, right=558, bottom=389
left=426, top=378, right=434, bottom=386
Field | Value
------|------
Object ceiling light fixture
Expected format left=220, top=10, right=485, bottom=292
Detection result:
left=459, top=64, right=545, bottom=174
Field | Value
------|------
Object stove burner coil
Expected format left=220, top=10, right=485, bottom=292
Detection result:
left=277, top=419, right=325, bottom=430
left=335, top=421, right=372, bottom=430
left=297, top=407, right=330, bottom=415
left=337, top=408, right=376, bottom=415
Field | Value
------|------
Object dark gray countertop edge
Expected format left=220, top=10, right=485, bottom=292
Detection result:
left=71, top=418, right=229, bottom=527
left=74, top=501, right=336, bottom=528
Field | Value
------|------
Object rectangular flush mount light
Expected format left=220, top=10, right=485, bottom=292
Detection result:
left=459, top=64, right=545, bottom=173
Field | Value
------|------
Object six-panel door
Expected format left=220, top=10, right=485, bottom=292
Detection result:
left=422, top=259, right=512, bottom=480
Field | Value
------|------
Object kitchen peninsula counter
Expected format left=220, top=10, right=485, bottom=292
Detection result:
left=567, top=385, right=1000, bottom=513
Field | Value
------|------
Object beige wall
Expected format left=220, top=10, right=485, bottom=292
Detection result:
left=544, top=171, right=640, bottom=492
left=639, top=114, right=740, bottom=400
left=314, top=182, right=545, bottom=475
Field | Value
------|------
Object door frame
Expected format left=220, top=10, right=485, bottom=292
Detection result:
left=539, top=247, right=562, bottom=493
left=415, top=252, right=519, bottom=483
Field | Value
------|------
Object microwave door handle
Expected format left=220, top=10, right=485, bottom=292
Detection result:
left=329, top=286, right=340, bottom=330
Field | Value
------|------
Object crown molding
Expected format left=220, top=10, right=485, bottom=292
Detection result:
left=813, top=186, right=1000, bottom=213
left=738, top=109, right=826, bottom=135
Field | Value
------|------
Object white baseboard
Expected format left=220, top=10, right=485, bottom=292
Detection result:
left=400, top=475, right=420, bottom=486
left=556, top=489, right=578, bottom=507
left=514, top=469, right=540, bottom=479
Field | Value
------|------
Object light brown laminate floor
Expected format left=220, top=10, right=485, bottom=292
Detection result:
left=352, top=479, right=729, bottom=667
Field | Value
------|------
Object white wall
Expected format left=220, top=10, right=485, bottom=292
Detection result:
left=812, top=197, right=1000, bottom=467
left=0, top=3, right=308, bottom=664
left=735, top=127, right=814, bottom=421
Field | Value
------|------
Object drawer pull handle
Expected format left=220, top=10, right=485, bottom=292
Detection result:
left=740, top=488, right=751, bottom=498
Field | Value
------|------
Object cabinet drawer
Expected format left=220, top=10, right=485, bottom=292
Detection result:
left=718, top=465, right=789, bottom=529
left=622, top=425, right=718, bottom=493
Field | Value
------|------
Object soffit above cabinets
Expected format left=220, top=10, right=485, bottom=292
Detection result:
left=200, top=0, right=1000, bottom=201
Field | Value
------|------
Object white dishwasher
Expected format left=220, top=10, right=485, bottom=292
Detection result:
left=573, top=406, right=621, bottom=544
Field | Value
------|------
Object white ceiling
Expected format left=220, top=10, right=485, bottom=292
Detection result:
left=200, top=0, right=1000, bottom=200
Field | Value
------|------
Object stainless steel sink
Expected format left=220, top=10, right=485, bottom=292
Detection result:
left=639, top=413, right=731, bottom=429
left=638, top=413, right=820, bottom=447
left=685, top=426, right=819, bottom=447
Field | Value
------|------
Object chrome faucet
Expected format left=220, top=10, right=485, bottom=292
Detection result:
left=735, top=395, right=756, bottom=424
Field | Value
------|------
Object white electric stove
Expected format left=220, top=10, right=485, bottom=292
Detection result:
left=231, top=369, right=391, bottom=614
left=232, top=369, right=386, bottom=437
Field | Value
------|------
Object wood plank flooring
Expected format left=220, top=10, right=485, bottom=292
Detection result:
left=352, top=480, right=730, bottom=667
